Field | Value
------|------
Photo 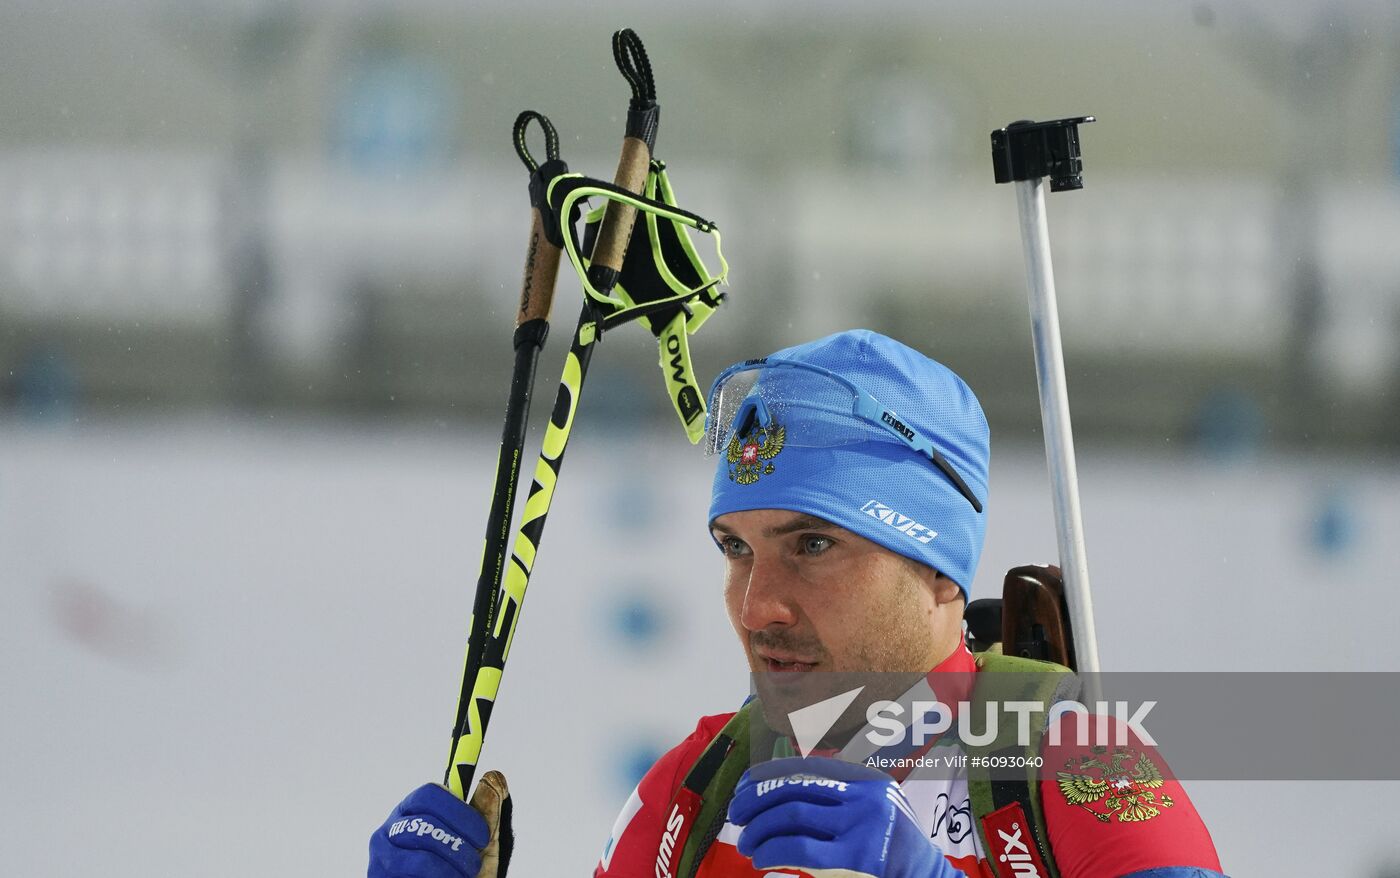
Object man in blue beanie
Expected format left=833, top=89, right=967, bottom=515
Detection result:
left=369, top=330, right=1226, bottom=878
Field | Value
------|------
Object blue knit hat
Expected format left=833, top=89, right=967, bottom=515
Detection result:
left=706, top=330, right=989, bottom=595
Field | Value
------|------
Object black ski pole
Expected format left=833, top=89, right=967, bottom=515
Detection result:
left=441, top=111, right=567, bottom=798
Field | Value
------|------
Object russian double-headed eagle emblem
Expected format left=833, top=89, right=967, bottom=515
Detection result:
left=1056, top=745, right=1175, bottom=823
left=726, top=419, right=785, bottom=485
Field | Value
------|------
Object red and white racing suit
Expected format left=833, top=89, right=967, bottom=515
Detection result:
left=594, top=645, right=1222, bottom=878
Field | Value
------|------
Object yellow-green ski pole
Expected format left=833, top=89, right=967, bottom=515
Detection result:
left=445, top=28, right=660, bottom=800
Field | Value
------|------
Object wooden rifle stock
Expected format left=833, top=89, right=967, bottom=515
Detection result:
left=965, top=564, right=1077, bottom=670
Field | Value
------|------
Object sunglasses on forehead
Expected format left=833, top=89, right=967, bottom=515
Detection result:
left=705, top=358, right=984, bottom=514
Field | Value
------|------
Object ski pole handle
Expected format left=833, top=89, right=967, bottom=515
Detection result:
left=588, top=136, right=652, bottom=275
left=518, top=209, right=562, bottom=325
left=513, top=110, right=566, bottom=326
left=586, top=28, right=659, bottom=293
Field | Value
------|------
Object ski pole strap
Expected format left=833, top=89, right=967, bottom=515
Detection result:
left=585, top=161, right=725, bottom=443
left=550, top=166, right=725, bottom=313
left=544, top=161, right=728, bottom=443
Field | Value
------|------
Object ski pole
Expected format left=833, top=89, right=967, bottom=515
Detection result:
left=991, top=117, right=1103, bottom=703
left=443, top=110, right=566, bottom=796
left=444, top=28, right=660, bottom=800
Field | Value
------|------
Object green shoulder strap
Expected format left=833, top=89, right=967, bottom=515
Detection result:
left=966, top=651, right=1080, bottom=878
left=674, top=701, right=761, bottom=878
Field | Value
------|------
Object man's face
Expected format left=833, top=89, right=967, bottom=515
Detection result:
left=710, top=508, right=963, bottom=733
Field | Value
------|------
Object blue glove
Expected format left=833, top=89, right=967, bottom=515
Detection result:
left=728, top=756, right=964, bottom=878
left=368, top=783, right=491, bottom=878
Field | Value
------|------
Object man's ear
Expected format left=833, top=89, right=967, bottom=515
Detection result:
left=931, top=573, right=964, bottom=607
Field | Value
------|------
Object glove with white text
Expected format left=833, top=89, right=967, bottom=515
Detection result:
left=368, top=771, right=514, bottom=878
left=728, top=756, right=963, bottom=878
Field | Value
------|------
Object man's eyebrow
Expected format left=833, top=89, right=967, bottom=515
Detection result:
left=710, top=515, right=838, bottom=538
left=766, top=515, right=838, bottom=537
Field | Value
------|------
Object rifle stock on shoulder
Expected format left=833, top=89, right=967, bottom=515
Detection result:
left=965, top=564, right=1076, bottom=670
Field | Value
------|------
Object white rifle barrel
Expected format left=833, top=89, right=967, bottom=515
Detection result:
left=1013, top=176, right=1103, bottom=703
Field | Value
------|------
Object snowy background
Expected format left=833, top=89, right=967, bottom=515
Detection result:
left=3, top=0, right=1400, bottom=875
left=4, top=420, right=1398, bottom=875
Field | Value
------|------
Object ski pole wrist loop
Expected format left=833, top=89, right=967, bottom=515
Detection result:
left=613, top=29, right=659, bottom=148
left=613, top=29, right=656, bottom=105
left=512, top=110, right=560, bottom=174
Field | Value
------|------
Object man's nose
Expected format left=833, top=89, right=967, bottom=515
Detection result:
left=739, top=553, right=798, bottom=631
